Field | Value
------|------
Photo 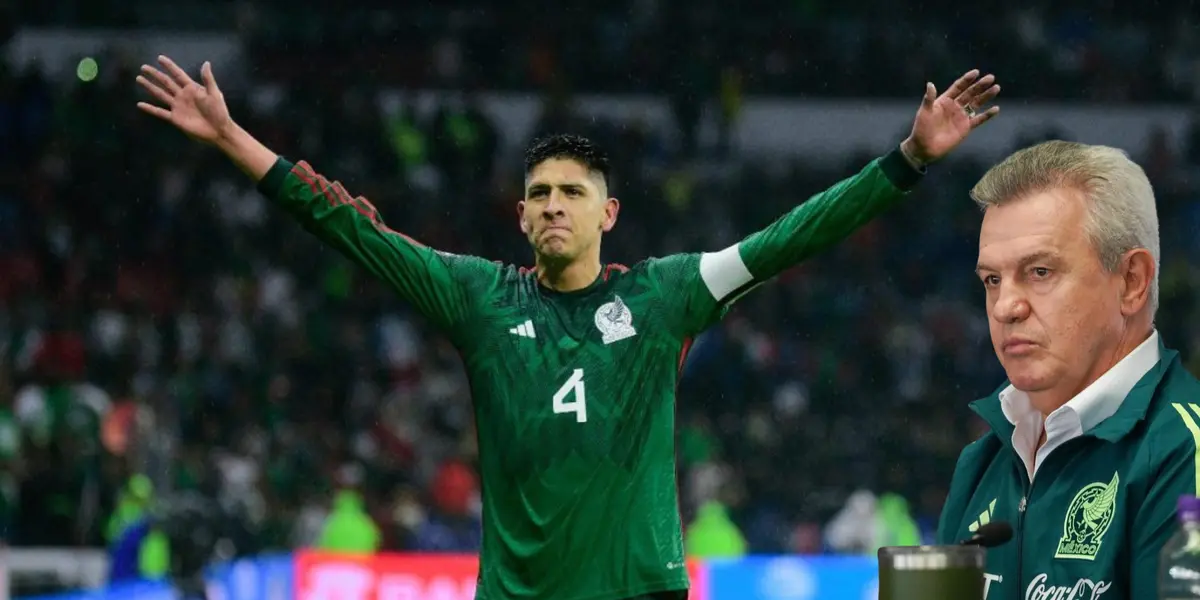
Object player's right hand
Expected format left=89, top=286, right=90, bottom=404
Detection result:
left=136, top=56, right=233, bottom=145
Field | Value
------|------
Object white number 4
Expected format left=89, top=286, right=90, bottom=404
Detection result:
left=552, top=368, right=587, bottom=423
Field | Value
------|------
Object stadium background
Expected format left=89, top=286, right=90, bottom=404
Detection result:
left=2, top=1, right=1200, bottom=599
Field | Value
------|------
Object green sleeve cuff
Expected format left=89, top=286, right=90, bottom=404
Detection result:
left=257, top=156, right=295, bottom=198
left=879, top=147, right=925, bottom=192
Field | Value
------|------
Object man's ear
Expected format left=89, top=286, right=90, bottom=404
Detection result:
left=601, top=197, right=620, bottom=232
left=1119, top=247, right=1155, bottom=317
left=517, top=201, right=529, bottom=235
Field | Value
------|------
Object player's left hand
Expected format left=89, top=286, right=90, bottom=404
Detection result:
left=901, top=69, right=1000, bottom=166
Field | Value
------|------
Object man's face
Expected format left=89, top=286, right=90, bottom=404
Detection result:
left=976, top=188, right=1127, bottom=400
left=518, top=158, right=617, bottom=262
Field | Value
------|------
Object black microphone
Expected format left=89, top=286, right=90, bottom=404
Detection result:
left=959, top=521, right=1013, bottom=548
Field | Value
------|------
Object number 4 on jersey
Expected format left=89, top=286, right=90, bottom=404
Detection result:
left=553, top=369, right=587, bottom=423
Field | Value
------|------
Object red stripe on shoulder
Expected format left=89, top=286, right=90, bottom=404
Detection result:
left=602, top=263, right=630, bottom=280
left=677, top=337, right=694, bottom=377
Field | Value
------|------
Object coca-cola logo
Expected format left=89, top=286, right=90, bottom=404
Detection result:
left=1023, top=573, right=1110, bottom=600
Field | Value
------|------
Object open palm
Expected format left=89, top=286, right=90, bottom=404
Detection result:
left=905, top=69, right=1001, bottom=164
left=136, top=55, right=232, bottom=144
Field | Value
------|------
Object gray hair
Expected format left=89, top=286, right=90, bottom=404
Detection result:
left=970, top=140, right=1160, bottom=314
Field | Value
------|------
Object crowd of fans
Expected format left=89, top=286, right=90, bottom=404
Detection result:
left=12, top=0, right=1200, bottom=102
left=3, top=4, right=1200, bottom=579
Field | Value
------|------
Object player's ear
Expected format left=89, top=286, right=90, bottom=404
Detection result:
left=601, top=197, right=619, bottom=233
left=517, top=201, right=529, bottom=235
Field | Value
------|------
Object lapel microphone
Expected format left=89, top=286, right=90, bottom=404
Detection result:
left=959, top=521, right=1014, bottom=548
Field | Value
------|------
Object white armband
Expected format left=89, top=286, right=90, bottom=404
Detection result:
left=699, top=244, right=754, bottom=302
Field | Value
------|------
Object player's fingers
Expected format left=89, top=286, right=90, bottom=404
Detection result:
left=970, top=106, right=1000, bottom=128
left=944, top=69, right=981, bottom=101
left=141, top=65, right=180, bottom=94
left=136, top=102, right=173, bottom=121
left=922, top=82, right=936, bottom=107
left=960, top=74, right=996, bottom=107
left=200, top=61, right=220, bottom=95
left=136, top=75, right=175, bottom=106
left=157, top=55, right=196, bottom=89
left=970, top=84, right=1001, bottom=109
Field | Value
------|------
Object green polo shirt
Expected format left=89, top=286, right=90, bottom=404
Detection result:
left=937, top=335, right=1200, bottom=600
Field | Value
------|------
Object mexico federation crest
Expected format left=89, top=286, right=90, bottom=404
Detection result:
left=1055, top=472, right=1120, bottom=561
left=595, top=296, right=637, bottom=344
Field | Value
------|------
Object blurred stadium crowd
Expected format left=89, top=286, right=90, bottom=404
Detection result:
left=13, top=0, right=1200, bottom=103
left=3, top=0, right=1200, bottom=579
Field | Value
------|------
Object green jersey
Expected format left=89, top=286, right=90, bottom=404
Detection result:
left=937, top=337, right=1200, bottom=600
left=258, top=149, right=921, bottom=600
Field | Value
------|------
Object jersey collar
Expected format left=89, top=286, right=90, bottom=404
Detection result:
left=971, top=334, right=1177, bottom=444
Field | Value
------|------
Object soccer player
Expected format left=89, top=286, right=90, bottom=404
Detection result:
left=136, top=56, right=999, bottom=600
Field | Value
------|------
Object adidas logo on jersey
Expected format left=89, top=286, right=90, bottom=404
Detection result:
left=509, top=320, right=536, bottom=338
left=969, top=498, right=998, bottom=533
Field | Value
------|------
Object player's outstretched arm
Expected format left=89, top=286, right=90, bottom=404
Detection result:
left=658, top=70, right=1001, bottom=334
left=733, top=70, right=1000, bottom=285
left=136, top=56, right=485, bottom=332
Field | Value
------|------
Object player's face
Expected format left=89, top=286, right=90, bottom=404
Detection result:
left=976, top=188, right=1128, bottom=409
left=519, top=159, right=618, bottom=262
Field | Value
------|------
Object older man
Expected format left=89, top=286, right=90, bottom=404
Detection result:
left=937, top=140, right=1200, bottom=600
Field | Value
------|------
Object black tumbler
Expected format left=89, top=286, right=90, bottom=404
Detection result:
left=877, top=545, right=986, bottom=600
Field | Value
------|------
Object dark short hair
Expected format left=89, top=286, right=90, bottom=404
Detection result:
left=524, top=134, right=610, bottom=186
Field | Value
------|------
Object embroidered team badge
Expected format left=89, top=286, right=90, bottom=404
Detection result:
left=595, top=296, right=637, bottom=344
left=1055, top=471, right=1120, bottom=561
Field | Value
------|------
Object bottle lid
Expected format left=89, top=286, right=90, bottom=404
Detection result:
left=1178, top=495, right=1200, bottom=521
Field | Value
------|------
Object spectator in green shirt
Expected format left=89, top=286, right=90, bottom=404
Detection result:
left=316, top=489, right=380, bottom=554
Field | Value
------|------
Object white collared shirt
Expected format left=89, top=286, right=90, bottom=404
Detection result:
left=999, top=331, right=1161, bottom=481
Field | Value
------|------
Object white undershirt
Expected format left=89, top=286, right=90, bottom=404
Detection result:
left=999, top=331, right=1161, bottom=481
